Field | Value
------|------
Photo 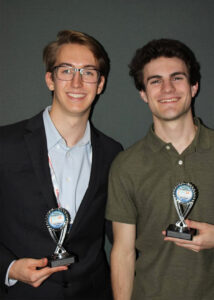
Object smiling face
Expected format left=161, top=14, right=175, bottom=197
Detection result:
left=140, top=56, right=198, bottom=124
left=45, top=43, right=105, bottom=120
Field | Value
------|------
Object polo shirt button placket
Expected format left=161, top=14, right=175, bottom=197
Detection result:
left=178, top=159, right=183, bottom=166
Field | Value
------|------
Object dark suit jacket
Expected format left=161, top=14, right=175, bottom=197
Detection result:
left=0, top=112, right=122, bottom=299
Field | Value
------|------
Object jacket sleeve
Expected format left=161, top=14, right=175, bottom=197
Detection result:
left=0, top=243, right=17, bottom=291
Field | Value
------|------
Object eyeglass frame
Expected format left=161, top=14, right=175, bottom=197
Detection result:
left=52, top=64, right=101, bottom=83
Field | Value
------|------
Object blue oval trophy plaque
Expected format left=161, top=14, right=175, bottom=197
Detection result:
left=166, top=182, right=197, bottom=240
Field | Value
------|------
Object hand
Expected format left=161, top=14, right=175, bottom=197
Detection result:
left=162, top=219, right=214, bottom=252
left=9, top=257, right=68, bottom=287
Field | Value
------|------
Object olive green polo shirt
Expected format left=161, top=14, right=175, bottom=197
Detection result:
left=106, top=118, right=214, bottom=300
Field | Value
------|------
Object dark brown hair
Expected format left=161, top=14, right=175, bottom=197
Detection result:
left=129, top=38, right=201, bottom=91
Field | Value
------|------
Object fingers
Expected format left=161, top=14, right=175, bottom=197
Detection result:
left=191, top=248, right=199, bottom=252
left=163, top=228, right=203, bottom=252
left=164, top=236, right=189, bottom=243
left=174, top=241, right=200, bottom=252
left=162, top=235, right=200, bottom=252
left=9, top=257, right=68, bottom=288
left=162, top=220, right=214, bottom=251
left=37, top=264, right=68, bottom=279
left=28, top=259, right=68, bottom=287
left=162, top=220, right=202, bottom=237
left=164, top=232, right=200, bottom=245
left=162, top=219, right=200, bottom=243
left=30, top=264, right=68, bottom=288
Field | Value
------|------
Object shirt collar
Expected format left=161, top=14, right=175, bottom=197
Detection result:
left=146, top=117, right=211, bottom=153
left=43, top=106, right=91, bottom=152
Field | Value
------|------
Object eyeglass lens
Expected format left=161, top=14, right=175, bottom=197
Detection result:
left=55, top=66, right=99, bottom=83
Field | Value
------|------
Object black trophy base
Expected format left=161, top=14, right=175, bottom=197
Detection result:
left=166, top=224, right=197, bottom=241
left=48, top=254, right=76, bottom=268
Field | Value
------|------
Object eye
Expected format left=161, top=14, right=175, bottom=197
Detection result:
left=83, top=69, right=95, bottom=76
left=172, top=74, right=186, bottom=81
left=62, top=67, right=72, bottom=74
left=150, top=79, right=161, bottom=85
left=173, top=76, right=183, bottom=81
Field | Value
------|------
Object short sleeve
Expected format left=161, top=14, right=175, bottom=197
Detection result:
left=105, top=154, right=137, bottom=224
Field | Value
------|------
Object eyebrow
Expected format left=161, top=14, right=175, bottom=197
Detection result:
left=57, top=63, right=98, bottom=69
left=146, top=72, right=188, bottom=83
left=171, top=72, right=188, bottom=78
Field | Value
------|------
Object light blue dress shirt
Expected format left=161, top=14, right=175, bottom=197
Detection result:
left=43, top=106, right=92, bottom=222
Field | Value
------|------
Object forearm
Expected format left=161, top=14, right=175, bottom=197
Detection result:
left=111, top=246, right=135, bottom=300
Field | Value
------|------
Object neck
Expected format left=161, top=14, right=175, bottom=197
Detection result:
left=49, top=109, right=89, bottom=148
left=153, top=114, right=197, bottom=154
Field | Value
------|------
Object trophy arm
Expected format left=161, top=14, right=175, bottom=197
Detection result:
left=173, top=196, right=184, bottom=223
left=54, top=223, right=68, bottom=256
left=47, top=224, right=67, bottom=255
left=173, top=196, right=194, bottom=228
left=182, top=201, right=194, bottom=219
left=48, top=227, right=58, bottom=244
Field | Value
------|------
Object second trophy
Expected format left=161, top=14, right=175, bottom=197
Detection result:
left=166, top=182, right=197, bottom=240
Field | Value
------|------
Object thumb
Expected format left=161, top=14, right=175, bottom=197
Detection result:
left=35, top=258, right=48, bottom=268
left=185, top=219, right=204, bottom=230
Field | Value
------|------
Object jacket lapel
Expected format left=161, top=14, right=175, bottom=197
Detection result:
left=70, top=125, right=102, bottom=232
left=24, top=112, right=57, bottom=209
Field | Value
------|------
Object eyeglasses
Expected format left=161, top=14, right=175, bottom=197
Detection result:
left=53, top=65, right=100, bottom=83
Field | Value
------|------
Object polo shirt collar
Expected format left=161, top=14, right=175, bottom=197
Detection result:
left=146, top=117, right=211, bottom=153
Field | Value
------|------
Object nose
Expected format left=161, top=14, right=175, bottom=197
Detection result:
left=162, top=79, right=175, bottom=93
left=70, top=70, right=83, bottom=88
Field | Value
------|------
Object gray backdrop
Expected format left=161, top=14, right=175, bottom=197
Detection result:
left=1, top=0, right=214, bottom=149
left=1, top=0, right=214, bottom=260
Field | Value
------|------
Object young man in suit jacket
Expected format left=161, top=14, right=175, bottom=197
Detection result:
left=0, top=30, right=122, bottom=300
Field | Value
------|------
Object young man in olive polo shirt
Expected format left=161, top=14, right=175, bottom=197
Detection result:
left=106, top=39, right=214, bottom=300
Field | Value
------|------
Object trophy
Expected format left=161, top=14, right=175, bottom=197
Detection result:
left=166, top=182, right=197, bottom=240
left=46, top=208, right=76, bottom=267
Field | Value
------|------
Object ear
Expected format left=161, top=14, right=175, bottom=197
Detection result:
left=191, top=82, right=198, bottom=98
left=45, top=72, right=55, bottom=91
left=139, top=90, right=148, bottom=104
left=96, top=76, right=105, bottom=95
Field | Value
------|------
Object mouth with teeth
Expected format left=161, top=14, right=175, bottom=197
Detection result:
left=159, top=98, right=179, bottom=103
left=67, top=93, right=86, bottom=101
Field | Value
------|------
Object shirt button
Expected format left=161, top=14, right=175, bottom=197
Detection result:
left=66, top=177, right=71, bottom=182
left=178, top=160, right=183, bottom=165
left=166, top=145, right=171, bottom=150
